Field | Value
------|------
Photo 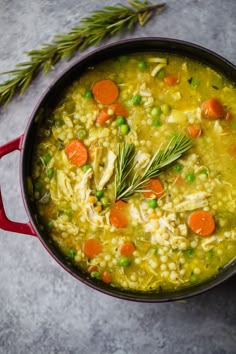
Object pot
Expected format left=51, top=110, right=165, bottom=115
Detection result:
left=1, top=38, right=236, bottom=302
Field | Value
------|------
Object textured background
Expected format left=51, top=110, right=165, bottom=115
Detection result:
left=0, top=1, right=236, bottom=353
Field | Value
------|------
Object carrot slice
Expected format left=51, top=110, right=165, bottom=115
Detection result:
left=188, top=211, right=215, bottom=236
left=225, top=112, right=233, bottom=121
left=143, top=178, right=164, bottom=198
left=101, top=271, right=112, bottom=284
left=65, top=139, right=88, bottom=167
left=83, top=239, right=101, bottom=257
left=88, top=265, right=99, bottom=273
left=109, top=201, right=128, bottom=228
left=109, top=103, right=128, bottom=117
left=201, top=98, right=225, bottom=119
left=92, top=79, right=119, bottom=105
left=96, top=108, right=112, bottom=125
left=187, top=124, right=202, bottom=138
left=164, top=75, right=179, bottom=86
left=230, top=144, right=236, bottom=157
left=120, top=242, right=136, bottom=257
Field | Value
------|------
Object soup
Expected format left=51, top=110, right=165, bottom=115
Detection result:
left=30, top=53, right=236, bottom=291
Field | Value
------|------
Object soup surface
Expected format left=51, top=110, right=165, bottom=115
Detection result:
left=31, top=53, right=236, bottom=291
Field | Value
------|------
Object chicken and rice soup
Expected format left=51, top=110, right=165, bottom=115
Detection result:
left=31, top=54, right=236, bottom=291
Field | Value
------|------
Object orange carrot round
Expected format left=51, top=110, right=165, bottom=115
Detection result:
left=88, top=265, right=99, bottom=273
left=201, top=98, right=225, bottom=119
left=187, top=124, right=202, bottom=138
left=164, top=75, right=179, bottom=86
left=120, top=242, right=136, bottom=257
left=230, top=144, right=236, bottom=157
left=65, top=139, right=88, bottom=167
left=101, top=271, right=112, bottom=284
left=188, top=211, right=215, bottom=236
left=83, top=239, right=102, bottom=257
left=143, top=178, right=164, bottom=198
left=109, top=201, right=128, bottom=228
left=92, top=79, right=119, bottom=105
left=109, top=103, right=128, bottom=117
left=225, top=112, right=233, bottom=121
left=96, top=108, right=112, bottom=125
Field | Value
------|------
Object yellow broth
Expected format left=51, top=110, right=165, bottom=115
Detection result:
left=31, top=54, right=236, bottom=291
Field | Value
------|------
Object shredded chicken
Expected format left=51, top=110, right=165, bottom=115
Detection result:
left=163, top=192, right=211, bottom=212
left=97, top=150, right=116, bottom=190
left=92, top=146, right=103, bottom=188
left=51, top=170, right=73, bottom=203
left=74, top=168, right=93, bottom=202
left=134, top=150, right=150, bottom=170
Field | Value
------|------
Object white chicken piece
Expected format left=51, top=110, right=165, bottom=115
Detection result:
left=53, top=217, right=79, bottom=236
left=163, top=192, right=211, bottom=212
left=92, top=147, right=103, bottom=188
left=51, top=170, right=73, bottom=203
left=85, top=205, right=109, bottom=227
left=166, top=110, right=187, bottom=124
left=74, top=168, right=93, bottom=202
left=97, top=150, right=116, bottom=190
left=170, top=236, right=188, bottom=250
left=158, top=217, right=176, bottom=233
left=144, top=219, right=159, bottom=232
left=201, top=236, right=217, bottom=251
left=134, top=150, right=150, bottom=170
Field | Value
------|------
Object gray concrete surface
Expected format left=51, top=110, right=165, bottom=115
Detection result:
left=0, top=0, right=236, bottom=353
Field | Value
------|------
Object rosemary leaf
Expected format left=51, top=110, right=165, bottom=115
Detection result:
left=115, top=133, right=192, bottom=201
left=0, top=1, right=166, bottom=106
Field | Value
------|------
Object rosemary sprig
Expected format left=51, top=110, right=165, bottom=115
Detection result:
left=0, top=1, right=166, bottom=106
left=115, top=133, right=192, bottom=201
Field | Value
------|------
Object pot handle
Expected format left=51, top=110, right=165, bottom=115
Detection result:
left=0, top=136, right=37, bottom=236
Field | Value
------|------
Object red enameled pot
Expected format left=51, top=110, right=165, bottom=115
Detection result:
left=0, top=38, right=236, bottom=302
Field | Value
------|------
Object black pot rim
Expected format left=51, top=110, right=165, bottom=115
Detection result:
left=20, top=37, right=236, bottom=302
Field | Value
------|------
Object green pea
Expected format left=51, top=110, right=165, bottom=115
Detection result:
left=188, top=77, right=200, bottom=88
left=138, top=60, right=147, bottom=71
left=148, top=199, right=158, bottom=209
left=161, top=103, right=171, bottom=115
left=184, top=248, right=194, bottom=256
left=95, top=190, right=104, bottom=199
left=190, top=274, right=198, bottom=284
left=91, top=271, right=101, bottom=279
left=153, top=120, right=161, bottom=127
left=58, top=143, right=64, bottom=150
left=46, top=167, right=54, bottom=179
left=101, top=196, right=109, bottom=207
left=84, top=90, right=93, bottom=98
left=206, top=249, right=214, bottom=259
left=55, top=119, right=64, bottom=128
left=120, top=124, right=130, bottom=135
left=78, top=129, right=88, bottom=140
left=149, top=245, right=158, bottom=255
left=82, top=164, right=91, bottom=172
left=64, top=209, right=73, bottom=217
left=47, top=220, right=54, bottom=230
left=41, top=152, right=52, bottom=165
left=116, top=116, right=126, bottom=126
left=157, top=69, right=166, bottom=79
left=151, top=106, right=162, bottom=117
left=118, top=55, right=128, bottom=63
left=173, top=163, right=183, bottom=173
left=186, top=172, right=195, bottom=182
left=132, top=94, right=142, bottom=105
left=200, top=169, right=209, bottom=176
left=34, top=182, right=42, bottom=192
left=68, top=249, right=76, bottom=259
left=65, top=100, right=75, bottom=113
left=118, top=256, right=131, bottom=267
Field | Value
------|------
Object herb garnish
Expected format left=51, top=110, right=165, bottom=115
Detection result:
left=115, top=133, right=192, bottom=201
left=0, top=1, right=166, bottom=106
